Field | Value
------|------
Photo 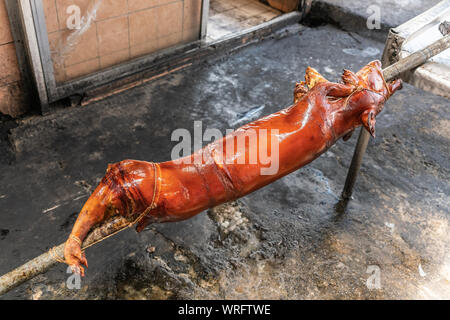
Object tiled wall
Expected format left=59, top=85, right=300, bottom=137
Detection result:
left=43, top=0, right=202, bottom=83
left=0, top=1, right=28, bottom=117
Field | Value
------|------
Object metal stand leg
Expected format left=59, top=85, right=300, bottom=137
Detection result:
left=340, top=22, right=450, bottom=201
left=299, top=0, right=313, bottom=20
left=341, top=128, right=371, bottom=199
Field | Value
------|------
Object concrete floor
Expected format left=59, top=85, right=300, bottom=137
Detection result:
left=0, top=18, right=449, bottom=299
left=306, top=0, right=443, bottom=42
left=312, top=0, right=443, bottom=27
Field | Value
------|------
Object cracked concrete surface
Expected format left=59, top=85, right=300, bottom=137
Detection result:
left=0, top=22, right=449, bottom=299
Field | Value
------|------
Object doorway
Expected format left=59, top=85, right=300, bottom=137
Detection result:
left=207, top=0, right=282, bottom=42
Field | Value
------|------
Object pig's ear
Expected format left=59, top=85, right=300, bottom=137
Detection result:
left=293, top=81, right=308, bottom=103
left=368, top=60, right=382, bottom=69
left=342, top=69, right=359, bottom=87
left=361, top=110, right=376, bottom=138
left=305, top=67, right=328, bottom=89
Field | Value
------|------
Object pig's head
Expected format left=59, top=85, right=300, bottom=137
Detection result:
left=343, top=60, right=402, bottom=137
left=294, top=60, right=402, bottom=138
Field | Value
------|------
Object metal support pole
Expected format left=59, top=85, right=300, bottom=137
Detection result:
left=341, top=128, right=371, bottom=199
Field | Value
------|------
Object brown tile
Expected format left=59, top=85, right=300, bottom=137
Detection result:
left=56, top=0, right=90, bottom=30
left=60, top=26, right=98, bottom=66
left=265, top=5, right=282, bottom=14
left=241, top=15, right=266, bottom=29
left=47, top=31, right=61, bottom=52
left=65, top=58, right=100, bottom=80
left=96, top=0, right=128, bottom=21
left=130, top=40, right=159, bottom=58
left=208, top=12, right=243, bottom=29
left=183, top=0, right=202, bottom=31
left=43, top=0, right=60, bottom=33
left=53, top=63, right=66, bottom=83
left=158, top=32, right=182, bottom=50
left=154, top=0, right=177, bottom=8
left=0, top=81, right=28, bottom=117
left=159, top=0, right=176, bottom=5
left=129, top=8, right=158, bottom=46
left=183, top=27, right=200, bottom=42
left=225, top=7, right=254, bottom=22
left=210, top=0, right=234, bottom=14
left=259, top=9, right=280, bottom=22
left=100, top=48, right=130, bottom=69
left=229, top=0, right=252, bottom=8
left=97, top=15, right=129, bottom=56
left=156, top=1, right=183, bottom=38
left=207, top=0, right=280, bottom=41
left=128, top=0, right=159, bottom=12
left=240, top=2, right=270, bottom=16
left=47, top=31, right=67, bottom=83
left=0, top=43, right=21, bottom=86
left=0, top=0, right=13, bottom=44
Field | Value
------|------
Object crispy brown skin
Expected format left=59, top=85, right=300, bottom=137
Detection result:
left=64, top=61, right=402, bottom=274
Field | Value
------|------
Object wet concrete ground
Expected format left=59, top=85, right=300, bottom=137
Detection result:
left=307, top=0, right=442, bottom=41
left=0, top=22, right=449, bottom=299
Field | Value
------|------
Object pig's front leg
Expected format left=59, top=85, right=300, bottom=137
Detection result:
left=64, top=161, right=154, bottom=275
left=64, top=182, right=119, bottom=276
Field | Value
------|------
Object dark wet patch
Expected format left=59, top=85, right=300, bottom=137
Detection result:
left=0, top=114, right=18, bottom=165
left=60, top=212, right=78, bottom=231
left=0, top=229, right=9, bottom=240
